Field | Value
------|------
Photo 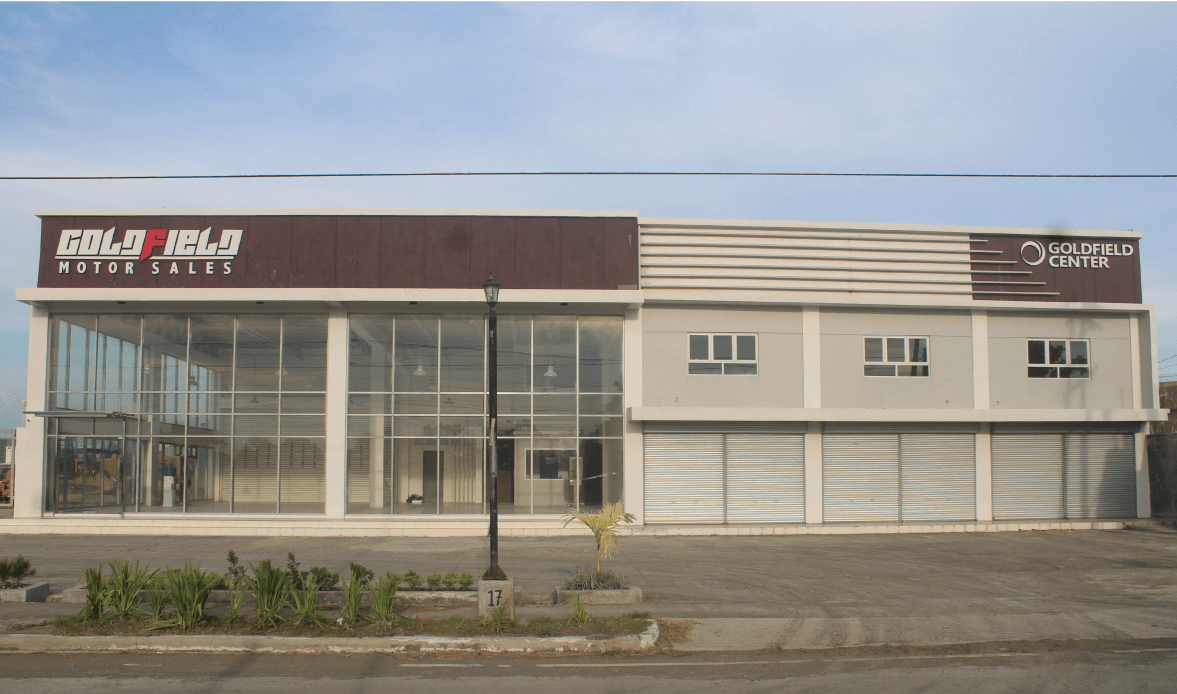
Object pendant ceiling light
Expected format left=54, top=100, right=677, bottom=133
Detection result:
left=543, top=364, right=558, bottom=378
left=413, top=364, right=427, bottom=377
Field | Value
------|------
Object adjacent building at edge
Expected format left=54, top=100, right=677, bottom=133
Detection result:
left=5, top=209, right=1168, bottom=537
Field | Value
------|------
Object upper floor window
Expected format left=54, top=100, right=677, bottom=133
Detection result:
left=1028, top=339, right=1089, bottom=378
left=689, top=333, right=757, bottom=375
left=864, top=336, right=929, bottom=377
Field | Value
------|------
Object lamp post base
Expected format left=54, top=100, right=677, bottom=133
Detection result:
left=477, top=577, right=515, bottom=620
left=481, top=564, right=508, bottom=581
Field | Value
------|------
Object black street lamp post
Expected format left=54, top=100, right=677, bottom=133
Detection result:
left=482, top=275, right=506, bottom=580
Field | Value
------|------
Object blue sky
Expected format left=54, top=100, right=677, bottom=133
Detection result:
left=1, top=2, right=1175, bottom=426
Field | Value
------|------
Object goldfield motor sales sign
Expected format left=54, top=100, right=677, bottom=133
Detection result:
left=54, top=228, right=242, bottom=276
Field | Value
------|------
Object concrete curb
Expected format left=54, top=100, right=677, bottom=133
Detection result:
left=0, top=583, right=50, bottom=603
left=553, top=587, right=643, bottom=605
left=49, top=588, right=521, bottom=607
left=0, top=619, right=660, bottom=654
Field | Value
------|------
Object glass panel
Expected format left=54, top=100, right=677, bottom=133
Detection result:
left=234, top=415, right=278, bottom=437
left=395, top=394, right=437, bottom=414
left=232, top=437, right=278, bottom=513
left=578, top=316, right=622, bottom=393
left=347, top=415, right=390, bottom=438
left=282, top=315, right=328, bottom=392
left=1048, top=340, right=1068, bottom=365
left=897, top=365, right=929, bottom=377
left=439, top=316, right=484, bottom=393
left=689, top=362, right=722, bottom=374
left=533, top=416, right=576, bottom=437
left=864, top=337, right=883, bottom=363
left=279, top=438, right=325, bottom=513
left=189, top=392, right=231, bottom=414
left=724, top=363, right=757, bottom=375
left=533, top=394, right=576, bottom=414
left=394, top=416, right=438, bottom=437
left=736, top=335, right=756, bottom=361
left=579, top=416, right=624, bottom=437
left=346, top=437, right=394, bottom=515
left=689, top=334, right=709, bottom=361
left=186, top=415, right=230, bottom=436
left=184, top=438, right=230, bottom=513
left=348, top=394, right=391, bottom=416
left=440, top=394, right=483, bottom=414
left=1028, top=366, right=1058, bottom=378
left=524, top=443, right=577, bottom=514
left=909, top=338, right=928, bottom=363
left=348, top=316, right=393, bottom=393
left=143, top=315, right=189, bottom=392
left=439, top=438, right=483, bottom=514
left=1028, top=340, right=1046, bottom=364
left=533, top=316, right=576, bottom=393
left=496, top=416, right=530, bottom=437
left=395, top=439, right=442, bottom=514
left=577, top=439, right=623, bottom=512
left=234, top=315, right=280, bottom=392
left=1059, top=367, right=1090, bottom=378
left=886, top=337, right=906, bottom=362
left=439, top=417, right=482, bottom=437
left=187, top=315, right=233, bottom=394
left=498, top=394, right=531, bottom=415
left=494, top=437, right=526, bottom=513
left=865, top=364, right=897, bottom=376
left=97, top=314, right=142, bottom=394
left=394, top=315, right=439, bottom=392
left=498, top=316, right=532, bottom=393
left=281, top=416, right=326, bottom=437
left=235, top=393, right=278, bottom=413
left=138, top=437, right=185, bottom=513
left=712, top=335, right=733, bottom=360
left=281, top=393, right=326, bottom=413
left=579, top=394, right=623, bottom=415
left=54, top=435, right=127, bottom=512
left=1069, top=341, right=1088, bottom=365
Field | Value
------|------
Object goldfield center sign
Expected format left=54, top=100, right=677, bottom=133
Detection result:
left=971, top=234, right=1141, bottom=303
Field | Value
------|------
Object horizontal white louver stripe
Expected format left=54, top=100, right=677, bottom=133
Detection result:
left=992, top=434, right=1064, bottom=520
left=644, top=422, right=808, bottom=435
left=643, top=433, right=724, bottom=524
left=724, top=434, right=805, bottom=523
left=823, top=433, right=899, bottom=523
left=1064, top=434, right=1136, bottom=518
left=900, top=434, right=976, bottom=522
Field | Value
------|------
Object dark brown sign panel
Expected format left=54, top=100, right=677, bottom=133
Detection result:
left=970, top=234, right=1141, bottom=303
left=38, top=215, right=641, bottom=291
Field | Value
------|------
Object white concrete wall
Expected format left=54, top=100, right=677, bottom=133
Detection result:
left=14, top=306, right=49, bottom=518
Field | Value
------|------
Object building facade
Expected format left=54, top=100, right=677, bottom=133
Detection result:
left=6, top=209, right=1167, bottom=535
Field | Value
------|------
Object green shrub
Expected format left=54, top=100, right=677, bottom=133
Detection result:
left=566, top=592, right=591, bottom=627
left=0, top=556, right=36, bottom=589
left=146, top=573, right=169, bottom=621
left=107, top=560, right=152, bottom=620
left=339, top=573, right=364, bottom=626
left=426, top=573, right=443, bottom=591
left=248, top=559, right=291, bottom=629
left=403, top=570, right=423, bottom=590
left=442, top=571, right=458, bottom=591
left=159, top=563, right=221, bottom=630
left=348, top=562, right=374, bottom=585
left=487, top=603, right=512, bottom=634
left=80, top=565, right=110, bottom=621
left=309, top=566, right=340, bottom=591
left=563, top=567, right=627, bottom=591
left=368, top=572, right=403, bottom=623
left=291, top=574, right=321, bottom=627
left=225, top=551, right=246, bottom=621
left=457, top=572, right=474, bottom=590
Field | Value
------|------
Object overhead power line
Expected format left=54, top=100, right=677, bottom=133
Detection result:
left=1, top=171, right=1177, bottom=181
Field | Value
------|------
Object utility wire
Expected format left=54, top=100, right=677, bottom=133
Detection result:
left=2, top=171, right=1177, bottom=181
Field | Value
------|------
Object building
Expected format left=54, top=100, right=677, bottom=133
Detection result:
left=5, top=209, right=1167, bottom=536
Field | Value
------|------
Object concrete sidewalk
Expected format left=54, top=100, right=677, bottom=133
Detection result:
left=2, top=524, right=1176, bottom=651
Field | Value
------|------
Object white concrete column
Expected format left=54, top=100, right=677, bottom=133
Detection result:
left=15, top=306, right=50, bottom=518
left=971, top=310, right=990, bottom=409
left=621, top=307, right=645, bottom=525
left=802, top=307, right=821, bottom=409
left=975, top=422, right=993, bottom=522
left=804, top=421, right=823, bottom=524
left=324, top=308, right=348, bottom=518
left=1136, top=423, right=1151, bottom=518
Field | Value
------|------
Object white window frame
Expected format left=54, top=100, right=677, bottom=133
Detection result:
left=688, top=333, right=758, bottom=376
left=863, top=336, right=930, bottom=377
left=1027, top=338, right=1091, bottom=379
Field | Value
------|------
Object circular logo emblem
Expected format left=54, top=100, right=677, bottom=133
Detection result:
left=1020, top=240, right=1046, bottom=266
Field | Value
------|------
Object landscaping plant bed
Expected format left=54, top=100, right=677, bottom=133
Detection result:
left=44, top=609, right=654, bottom=639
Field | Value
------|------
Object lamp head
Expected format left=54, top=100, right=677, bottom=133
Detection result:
left=482, top=275, right=501, bottom=305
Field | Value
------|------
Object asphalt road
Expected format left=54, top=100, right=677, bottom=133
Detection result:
left=2, top=641, right=1176, bottom=693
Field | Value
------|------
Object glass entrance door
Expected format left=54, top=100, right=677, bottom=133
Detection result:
left=55, top=436, right=126, bottom=512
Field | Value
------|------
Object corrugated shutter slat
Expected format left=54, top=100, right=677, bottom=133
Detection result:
left=992, top=434, right=1064, bottom=520
left=1064, top=433, right=1136, bottom=518
left=823, top=433, right=899, bottom=522
left=900, top=434, right=975, bottom=521
left=643, top=433, right=724, bottom=523
left=724, top=434, right=805, bottom=523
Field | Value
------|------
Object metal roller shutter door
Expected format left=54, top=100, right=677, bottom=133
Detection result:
left=900, top=434, right=976, bottom=522
left=643, top=433, right=724, bottom=523
left=724, top=434, right=805, bottom=523
left=992, top=434, right=1064, bottom=520
left=1064, top=433, right=1136, bottom=518
left=823, top=433, right=899, bottom=523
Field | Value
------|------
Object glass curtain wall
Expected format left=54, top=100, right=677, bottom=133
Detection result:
left=346, top=314, right=623, bottom=516
left=46, top=314, right=327, bottom=514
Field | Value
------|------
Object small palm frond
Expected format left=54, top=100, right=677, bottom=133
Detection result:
left=562, top=502, right=636, bottom=573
